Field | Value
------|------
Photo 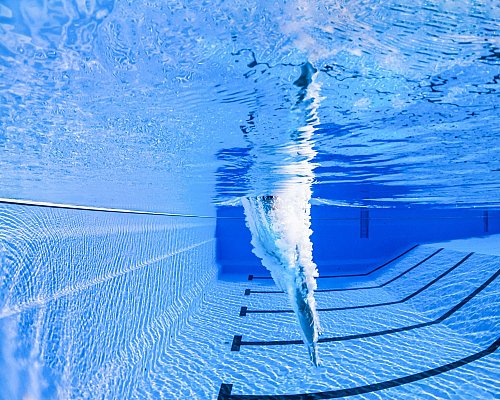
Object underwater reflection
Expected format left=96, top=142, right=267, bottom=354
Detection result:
left=242, top=61, right=323, bottom=365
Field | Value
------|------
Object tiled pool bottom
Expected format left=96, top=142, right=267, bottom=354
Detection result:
left=166, top=244, right=499, bottom=399
left=1, top=202, right=498, bottom=400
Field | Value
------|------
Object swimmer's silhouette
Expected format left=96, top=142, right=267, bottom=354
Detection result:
left=242, top=61, right=322, bottom=365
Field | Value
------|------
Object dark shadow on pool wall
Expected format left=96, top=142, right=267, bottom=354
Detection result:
left=216, top=206, right=500, bottom=277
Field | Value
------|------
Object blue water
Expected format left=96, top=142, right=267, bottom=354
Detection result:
left=1, top=1, right=499, bottom=399
left=1, top=0, right=499, bottom=212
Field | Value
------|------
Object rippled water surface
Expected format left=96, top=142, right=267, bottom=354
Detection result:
left=1, top=0, right=499, bottom=213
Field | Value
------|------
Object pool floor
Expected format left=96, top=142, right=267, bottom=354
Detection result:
left=163, top=244, right=499, bottom=399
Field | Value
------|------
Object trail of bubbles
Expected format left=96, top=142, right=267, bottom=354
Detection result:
left=242, top=63, right=323, bottom=365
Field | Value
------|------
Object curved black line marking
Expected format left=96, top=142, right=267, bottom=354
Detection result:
left=247, top=245, right=419, bottom=281
left=219, top=336, right=500, bottom=399
left=246, top=248, right=443, bottom=296
left=232, top=264, right=497, bottom=350
left=240, top=253, right=473, bottom=316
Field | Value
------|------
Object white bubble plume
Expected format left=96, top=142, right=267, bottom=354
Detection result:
left=242, top=62, right=323, bottom=365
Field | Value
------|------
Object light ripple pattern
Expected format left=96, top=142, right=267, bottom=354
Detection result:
left=0, top=204, right=217, bottom=400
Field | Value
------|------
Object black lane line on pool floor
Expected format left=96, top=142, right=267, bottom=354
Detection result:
left=239, top=253, right=473, bottom=317
left=219, top=336, right=500, bottom=399
left=247, top=245, right=419, bottom=281
left=233, top=264, right=497, bottom=350
left=245, top=248, right=444, bottom=296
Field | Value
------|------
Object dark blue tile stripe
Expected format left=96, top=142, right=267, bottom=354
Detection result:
left=233, top=265, right=498, bottom=350
left=246, top=248, right=443, bottom=296
left=218, top=335, right=500, bottom=399
left=247, top=245, right=419, bottom=281
left=240, top=253, right=473, bottom=316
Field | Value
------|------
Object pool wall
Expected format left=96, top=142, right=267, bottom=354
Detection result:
left=0, top=204, right=217, bottom=399
left=217, top=206, right=500, bottom=276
